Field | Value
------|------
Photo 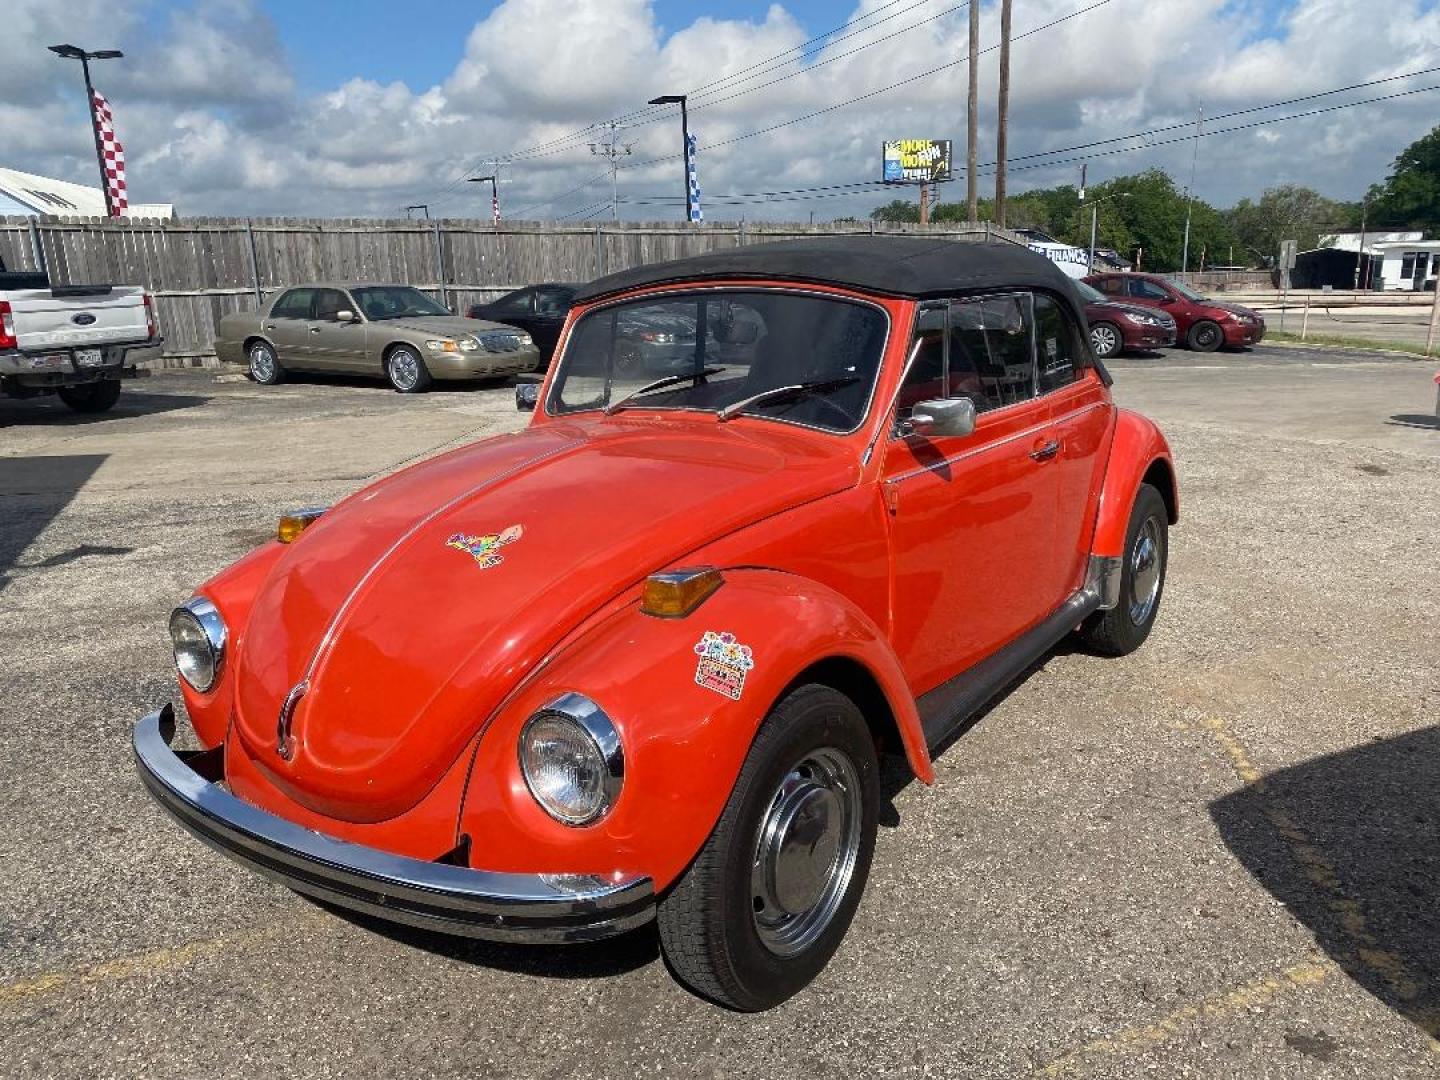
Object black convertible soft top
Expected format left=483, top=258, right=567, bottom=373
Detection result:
left=573, top=235, right=1088, bottom=322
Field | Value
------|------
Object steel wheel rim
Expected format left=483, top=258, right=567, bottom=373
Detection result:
left=1196, top=325, right=1220, bottom=348
left=390, top=350, right=419, bottom=390
left=1091, top=325, right=1118, bottom=356
left=751, top=746, right=862, bottom=958
left=250, top=345, right=274, bottom=382
left=1128, top=516, right=1162, bottom=625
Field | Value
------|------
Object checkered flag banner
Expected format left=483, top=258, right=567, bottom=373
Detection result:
left=685, top=133, right=703, bottom=223
left=90, top=90, right=128, bottom=216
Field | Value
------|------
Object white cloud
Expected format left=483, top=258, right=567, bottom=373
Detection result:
left=3, top=0, right=1438, bottom=221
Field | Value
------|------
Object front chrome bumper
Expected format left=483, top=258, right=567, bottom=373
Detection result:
left=133, top=706, right=655, bottom=943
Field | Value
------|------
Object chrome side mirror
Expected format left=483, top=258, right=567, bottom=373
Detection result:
left=334, top=310, right=357, bottom=323
left=907, top=397, right=976, bottom=438
left=515, top=377, right=542, bottom=412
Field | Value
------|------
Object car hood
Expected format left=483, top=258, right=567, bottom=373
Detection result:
left=376, top=315, right=514, bottom=336
left=1205, top=301, right=1262, bottom=319
left=231, top=416, right=858, bottom=822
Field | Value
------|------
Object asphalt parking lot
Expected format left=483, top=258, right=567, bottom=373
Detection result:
left=2, top=345, right=1438, bottom=1078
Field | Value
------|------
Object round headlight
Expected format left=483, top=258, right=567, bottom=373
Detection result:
left=169, top=598, right=227, bottom=693
left=518, top=694, right=623, bottom=826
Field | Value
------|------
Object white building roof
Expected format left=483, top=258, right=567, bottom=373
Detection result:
left=1371, top=239, right=1440, bottom=251
left=0, top=165, right=173, bottom=219
left=1319, top=230, right=1424, bottom=253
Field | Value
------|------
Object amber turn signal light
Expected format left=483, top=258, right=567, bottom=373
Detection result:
left=277, top=507, right=329, bottom=544
left=640, top=567, right=724, bottom=618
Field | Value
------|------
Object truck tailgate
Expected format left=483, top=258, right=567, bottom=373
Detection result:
left=7, top=287, right=151, bottom=350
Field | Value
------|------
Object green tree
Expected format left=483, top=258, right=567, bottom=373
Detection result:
left=1366, top=123, right=1440, bottom=232
left=869, top=199, right=920, bottom=223
left=1227, top=185, right=1348, bottom=264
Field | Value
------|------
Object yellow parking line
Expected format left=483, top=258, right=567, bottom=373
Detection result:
left=1038, top=959, right=1331, bottom=1077
left=1197, top=716, right=1439, bottom=1043
left=0, top=926, right=287, bottom=1008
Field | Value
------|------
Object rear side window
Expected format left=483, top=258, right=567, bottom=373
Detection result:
left=1095, top=277, right=1124, bottom=296
left=271, top=289, right=315, bottom=319
left=1033, top=293, right=1083, bottom=394
left=489, top=289, right=534, bottom=316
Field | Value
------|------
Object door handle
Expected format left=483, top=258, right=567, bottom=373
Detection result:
left=309, top=327, right=322, bottom=334
left=263, top=323, right=276, bottom=331
left=1030, top=439, right=1061, bottom=462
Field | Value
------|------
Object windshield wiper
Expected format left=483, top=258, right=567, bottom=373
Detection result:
left=716, top=376, right=860, bottom=422
left=603, top=366, right=726, bottom=415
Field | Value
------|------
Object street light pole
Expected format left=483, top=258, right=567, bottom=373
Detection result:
left=49, top=44, right=124, bottom=218
left=1083, top=191, right=1130, bottom=274
left=649, top=94, right=692, bottom=223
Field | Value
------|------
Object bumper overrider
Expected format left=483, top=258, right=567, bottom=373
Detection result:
left=132, top=706, right=655, bottom=943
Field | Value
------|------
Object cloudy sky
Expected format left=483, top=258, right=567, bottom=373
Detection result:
left=4, top=0, right=1439, bottom=222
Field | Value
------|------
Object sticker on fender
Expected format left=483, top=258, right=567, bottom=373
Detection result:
left=693, top=630, right=754, bottom=700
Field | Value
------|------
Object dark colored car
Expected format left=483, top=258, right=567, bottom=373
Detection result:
left=1074, top=279, right=1176, bottom=359
left=1083, top=272, right=1265, bottom=352
left=467, top=284, right=576, bottom=366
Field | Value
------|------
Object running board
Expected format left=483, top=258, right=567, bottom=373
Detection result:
left=917, top=587, right=1103, bottom=751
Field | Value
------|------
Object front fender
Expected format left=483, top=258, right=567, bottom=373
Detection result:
left=455, top=568, right=929, bottom=893
left=1090, top=408, right=1178, bottom=557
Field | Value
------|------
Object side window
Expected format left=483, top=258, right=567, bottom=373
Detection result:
left=536, top=287, right=572, bottom=315
left=1130, top=278, right=1170, bottom=302
left=1096, top=277, right=1124, bottom=296
left=895, top=304, right=947, bottom=419
left=1033, top=293, right=1083, bottom=394
left=270, top=288, right=315, bottom=319
left=313, top=289, right=350, bottom=322
left=490, top=289, right=535, bottom=317
left=951, top=294, right=1034, bottom=410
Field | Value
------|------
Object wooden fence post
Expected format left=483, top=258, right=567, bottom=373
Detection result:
left=432, top=219, right=447, bottom=305
left=244, top=219, right=262, bottom=304
left=1426, top=284, right=1440, bottom=357
left=594, top=224, right=603, bottom=278
left=27, top=218, right=47, bottom=276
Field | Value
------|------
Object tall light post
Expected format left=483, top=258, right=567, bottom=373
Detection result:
left=648, top=93, right=693, bottom=223
left=468, top=175, right=499, bottom=227
left=1084, top=191, right=1130, bottom=274
left=49, top=43, right=124, bottom=218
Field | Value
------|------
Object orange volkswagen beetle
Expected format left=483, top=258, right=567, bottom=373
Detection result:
left=136, top=238, right=1176, bottom=1011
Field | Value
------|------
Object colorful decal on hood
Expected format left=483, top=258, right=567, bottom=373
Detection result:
left=445, top=524, right=523, bottom=569
left=693, top=630, right=755, bottom=701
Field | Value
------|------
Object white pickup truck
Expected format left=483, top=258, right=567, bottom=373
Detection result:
left=0, top=260, right=162, bottom=413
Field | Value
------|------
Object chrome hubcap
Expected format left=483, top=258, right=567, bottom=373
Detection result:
left=390, top=350, right=419, bottom=389
left=751, top=746, right=862, bottom=957
left=250, top=345, right=274, bottom=381
left=1092, top=326, right=1117, bottom=355
left=1128, top=516, right=1162, bottom=625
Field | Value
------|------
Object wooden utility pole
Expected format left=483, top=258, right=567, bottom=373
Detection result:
left=1426, top=281, right=1440, bottom=357
left=966, top=0, right=979, bottom=223
left=994, top=0, right=1013, bottom=229
left=919, top=181, right=931, bottom=225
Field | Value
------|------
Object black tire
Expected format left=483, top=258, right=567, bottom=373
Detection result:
left=657, top=684, right=879, bottom=1011
left=1076, top=482, right=1168, bottom=657
left=247, top=340, right=284, bottom=385
left=1089, top=321, right=1123, bottom=360
left=1186, top=320, right=1223, bottom=352
left=57, top=379, right=122, bottom=413
left=385, top=345, right=432, bottom=393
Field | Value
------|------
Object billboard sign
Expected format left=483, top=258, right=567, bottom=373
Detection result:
left=883, top=139, right=953, bottom=183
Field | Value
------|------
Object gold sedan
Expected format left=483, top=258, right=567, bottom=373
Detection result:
left=215, top=283, right=541, bottom=392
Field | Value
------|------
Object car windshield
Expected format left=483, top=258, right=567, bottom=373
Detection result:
left=548, top=290, right=889, bottom=433
left=1075, top=281, right=1107, bottom=304
left=1165, top=278, right=1209, bottom=302
left=350, top=286, right=451, bottom=321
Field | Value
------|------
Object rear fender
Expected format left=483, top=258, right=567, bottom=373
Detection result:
left=455, top=568, right=929, bottom=893
left=1091, top=408, right=1178, bottom=557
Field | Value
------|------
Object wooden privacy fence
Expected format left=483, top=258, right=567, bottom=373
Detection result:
left=0, top=216, right=1019, bottom=364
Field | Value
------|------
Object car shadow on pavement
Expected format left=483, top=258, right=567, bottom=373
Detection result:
left=1386, top=413, right=1439, bottom=430
left=0, top=386, right=210, bottom=426
left=309, top=898, right=660, bottom=978
left=1210, top=726, right=1440, bottom=1039
left=0, top=453, right=109, bottom=593
left=271, top=371, right=523, bottom=394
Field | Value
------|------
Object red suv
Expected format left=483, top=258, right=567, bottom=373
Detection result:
left=1083, top=272, right=1265, bottom=352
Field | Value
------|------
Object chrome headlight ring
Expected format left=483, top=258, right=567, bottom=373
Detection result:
left=169, top=596, right=227, bottom=693
left=518, top=693, right=624, bottom=827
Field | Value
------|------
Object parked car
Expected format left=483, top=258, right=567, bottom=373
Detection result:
left=1082, top=271, right=1264, bottom=352
left=0, top=256, right=161, bottom=413
left=136, top=238, right=1176, bottom=1011
left=467, top=284, right=576, bottom=366
left=215, top=284, right=538, bottom=392
left=1075, top=279, right=1176, bottom=358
